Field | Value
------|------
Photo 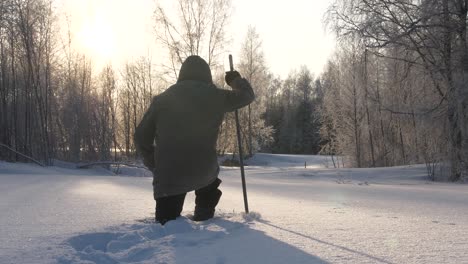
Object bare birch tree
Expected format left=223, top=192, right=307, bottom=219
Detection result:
left=154, top=0, right=232, bottom=81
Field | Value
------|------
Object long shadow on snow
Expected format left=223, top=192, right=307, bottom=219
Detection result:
left=258, top=219, right=395, bottom=264
left=58, top=216, right=328, bottom=264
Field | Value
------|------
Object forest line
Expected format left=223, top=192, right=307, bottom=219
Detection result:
left=0, top=0, right=466, bottom=181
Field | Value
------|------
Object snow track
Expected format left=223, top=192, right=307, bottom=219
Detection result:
left=58, top=213, right=324, bottom=264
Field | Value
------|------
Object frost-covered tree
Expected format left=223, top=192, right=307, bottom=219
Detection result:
left=325, top=0, right=468, bottom=180
left=265, top=68, right=323, bottom=155
left=237, top=26, right=273, bottom=156
left=154, top=0, right=232, bottom=81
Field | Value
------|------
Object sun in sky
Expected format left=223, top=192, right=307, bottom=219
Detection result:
left=76, top=14, right=116, bottom=64
left=61, top=0, right=154, bottom=68
left=63, top=0, right=334, bottom=76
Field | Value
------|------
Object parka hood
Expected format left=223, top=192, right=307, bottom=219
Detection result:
left=177, top=55, right=213, bottom=84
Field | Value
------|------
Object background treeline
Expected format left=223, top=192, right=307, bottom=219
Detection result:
left=0, top=0, right=166, bottom=164
left=0, top=0, right=324, bottom=166
left=323, top=0, right=468, bottom=181
left=1, top=0, right=466, bottom=182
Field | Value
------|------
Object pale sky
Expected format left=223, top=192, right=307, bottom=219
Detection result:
left=57, top=0, right=335, bottom=78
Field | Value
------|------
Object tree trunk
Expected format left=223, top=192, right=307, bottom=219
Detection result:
left=248, top=104, right=253, bottom=157
left=352, top=59, right=361, bottom=168
left=364, top=50, right=376, bottom=167
left=443, top=0, right=464, bottom=181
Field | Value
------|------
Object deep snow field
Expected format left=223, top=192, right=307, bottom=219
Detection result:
left=1, top=153, right=467, bottom=264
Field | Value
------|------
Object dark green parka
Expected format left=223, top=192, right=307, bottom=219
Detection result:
left=135, top=56, right=254, bottom=198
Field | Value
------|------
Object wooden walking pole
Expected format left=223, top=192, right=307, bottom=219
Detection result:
left=229, top=54, right=249, bottom=213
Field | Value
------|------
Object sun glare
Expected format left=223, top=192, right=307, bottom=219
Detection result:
left=77, top=16, right=116, bottom=62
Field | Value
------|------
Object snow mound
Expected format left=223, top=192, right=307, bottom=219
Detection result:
left=112, top=165, right=152, bottom=177
left=246, top=153, right=332, bottom=168
left=58, top=214, right=325, bottom=264
left=241, top=211, right=262, bottom=222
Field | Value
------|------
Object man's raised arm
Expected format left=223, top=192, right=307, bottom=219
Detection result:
left=222, top=72, right=255, bottom=112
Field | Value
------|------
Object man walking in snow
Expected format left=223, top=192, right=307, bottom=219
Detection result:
left=135, top=55, right=254, bottom=224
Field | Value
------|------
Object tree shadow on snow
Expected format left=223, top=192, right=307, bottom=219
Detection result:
left=57, top=215, right=328, bottom=264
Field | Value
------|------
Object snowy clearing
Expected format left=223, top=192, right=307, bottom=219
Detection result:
left=1, top=154, right=467, bottom=263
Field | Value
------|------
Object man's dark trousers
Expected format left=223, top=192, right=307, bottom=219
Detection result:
left=155, top=178, right=222, bottom=224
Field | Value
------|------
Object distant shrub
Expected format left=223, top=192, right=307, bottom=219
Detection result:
left=221, top=159, right=242, bottom=167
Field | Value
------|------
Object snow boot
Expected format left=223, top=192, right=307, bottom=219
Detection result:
left=193, top=188, right=222, bottom=222
left=155, top=193, right=186, bottom=225
left=190, top=178, right=222, bottom=221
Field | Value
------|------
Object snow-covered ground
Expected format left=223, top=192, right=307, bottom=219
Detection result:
left=1, top=153, right=467, bottom=264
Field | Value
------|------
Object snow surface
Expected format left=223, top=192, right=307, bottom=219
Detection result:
left=1, top=153, right=468, bottom=263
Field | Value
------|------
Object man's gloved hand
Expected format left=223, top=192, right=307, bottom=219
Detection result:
left=225, top=71, right=241, bottom=86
